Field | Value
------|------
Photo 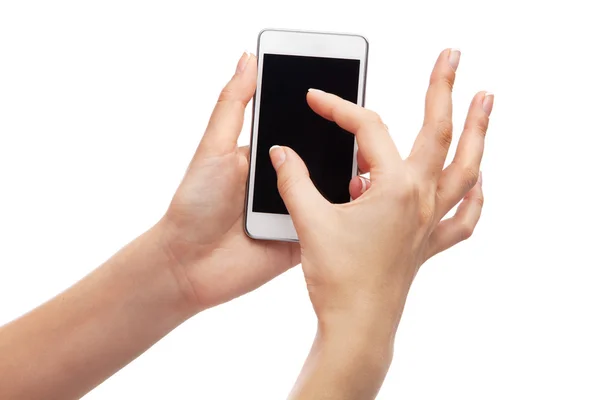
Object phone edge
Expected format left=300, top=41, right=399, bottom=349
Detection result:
left=243, top=30, right=264, bottom=241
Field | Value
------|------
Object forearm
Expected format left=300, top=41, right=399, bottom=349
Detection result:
left=0, top=220, right=193, bottom=400
left=289, top=308, right=401, bottom=400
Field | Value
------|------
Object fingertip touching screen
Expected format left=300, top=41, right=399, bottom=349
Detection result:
left=252, top=54, right=360, bottom=215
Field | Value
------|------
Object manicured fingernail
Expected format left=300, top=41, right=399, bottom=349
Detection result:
left=236, top=51, right=250, bottom=74
left=359, top=176, right=367, bottom=193
left=269, top=145, right=286, bottom=170
left=483, top=92, right=494, bottom=116
left=449, top=49, right=461, bottom=71
left=478, top=171, right=483, bottom=186
left=308, top=88, right=324, bottom=94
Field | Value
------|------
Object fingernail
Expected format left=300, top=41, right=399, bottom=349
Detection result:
left=482, top=92, right=494, bottom=116
left=359, top=176, right=367, bottom=193
left=269, top=145, right=286, bottom=170
left=478, top=171, right=483, bottom=187
left=448, top=48, right=461, bottom=71
left=236, top=51, right=250, bottom=74
left=308, top=88, right=324, bottom=94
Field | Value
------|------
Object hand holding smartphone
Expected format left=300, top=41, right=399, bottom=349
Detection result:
left=244, top=29, right=369, bottom=241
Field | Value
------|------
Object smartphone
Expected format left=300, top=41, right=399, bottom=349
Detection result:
left=244, top=29, right=368, bottom=241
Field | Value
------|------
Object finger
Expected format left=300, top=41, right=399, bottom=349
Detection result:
left=425, top=173, right=483, bottom=259
left=409, top=48, right=460, bottom=178
left=306, top=89, right=400, bottom=178
left=269, top=145, right=328, bottom=228
left=434, top=92, right=493, bottom=220
left=357, top=149, right=369, bottom=174
left=349, top=175, right=371, bottom=200
left=196, top=53, right=258, bottom=158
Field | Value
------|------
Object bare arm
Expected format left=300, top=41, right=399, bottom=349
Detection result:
left=0, top=223, right=191, bottom=399
left=0, top=53, right=299, bottom=400
left=290, top=311, right=399, bottom=400
left=273, top=49, right=492, bottom=399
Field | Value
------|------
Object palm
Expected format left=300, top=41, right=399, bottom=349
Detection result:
left=169, top=146, right=299, bottom=308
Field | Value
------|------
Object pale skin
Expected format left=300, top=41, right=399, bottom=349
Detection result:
left=0, top=49, right=492, bottom=399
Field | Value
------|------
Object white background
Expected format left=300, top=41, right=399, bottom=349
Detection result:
left=1, top=1, right=599, bottom=399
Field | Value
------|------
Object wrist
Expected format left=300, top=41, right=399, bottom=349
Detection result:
left=318, top=306, right=397, bottom=359
left=295, top=316, right=395, bottom=399
left=314, top=282, right=411, bottom=339
left=148, top=218, right=206, bottom=317
left=319, top=321, right=395, bottom=371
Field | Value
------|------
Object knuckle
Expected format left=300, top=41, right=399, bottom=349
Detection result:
left=217, top=86, right=244, bottom=109
left=361, top=109, right=385, bottom=129
left=471, top=192, right=485, bottom=208
left=278, top=174, right=303, bottom=199
left=459, top=165, right=480, bottom=191
left=367, top=109, right=384, bottom=124
left=435, top=120, right=454, bottom=149
left=467, top=117, right=489, bottom=138
left=477, top=117, right=490, bottom=136
left=430, top=72, right=455, bottom=91
left=218, top=85, right=234, bottom=103
left=457, top=220, right=475, bottom=241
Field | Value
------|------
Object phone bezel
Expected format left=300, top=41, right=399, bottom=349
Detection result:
left=244, top=29, right=369, bottom=242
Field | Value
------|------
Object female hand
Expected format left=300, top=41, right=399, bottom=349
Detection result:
left=272, top=49, right=493, bottom=399
left=160, top=53, right=300, bottom=311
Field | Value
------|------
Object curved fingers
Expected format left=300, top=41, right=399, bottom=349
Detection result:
left=425, top=172, right=483, bottom=260
left=306, top=89, right=400, bottom=179
left=434, top=91, right=493, bottom=220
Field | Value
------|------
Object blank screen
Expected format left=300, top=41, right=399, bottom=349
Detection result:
left=252, top=53, right=360, bottom=214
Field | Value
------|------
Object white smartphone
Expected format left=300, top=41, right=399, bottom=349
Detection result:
left=244, top=29, right=368, bottom=242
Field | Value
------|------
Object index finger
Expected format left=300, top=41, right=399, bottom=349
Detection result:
left=306, top=89, right=400, bottom=177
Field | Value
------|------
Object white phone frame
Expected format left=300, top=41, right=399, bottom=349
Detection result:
left=244, top=29, right=369, bottom=242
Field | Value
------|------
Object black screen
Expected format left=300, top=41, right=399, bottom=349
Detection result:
left=252, top=54, right=360, bottom=214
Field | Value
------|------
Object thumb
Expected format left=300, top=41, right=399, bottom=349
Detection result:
left=269, top=145, right=327, bottom=224
left=196, top=53, right=257, bottom=159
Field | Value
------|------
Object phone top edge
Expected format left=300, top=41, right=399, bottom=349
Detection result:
left=258, top=28, right=369, bottom=45
left=257, top=29, right=369, bottom=65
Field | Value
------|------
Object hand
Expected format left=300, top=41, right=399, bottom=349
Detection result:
left=159, top=53, right=300, bottom=311
left=273, top=50, right=493, bottom=398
